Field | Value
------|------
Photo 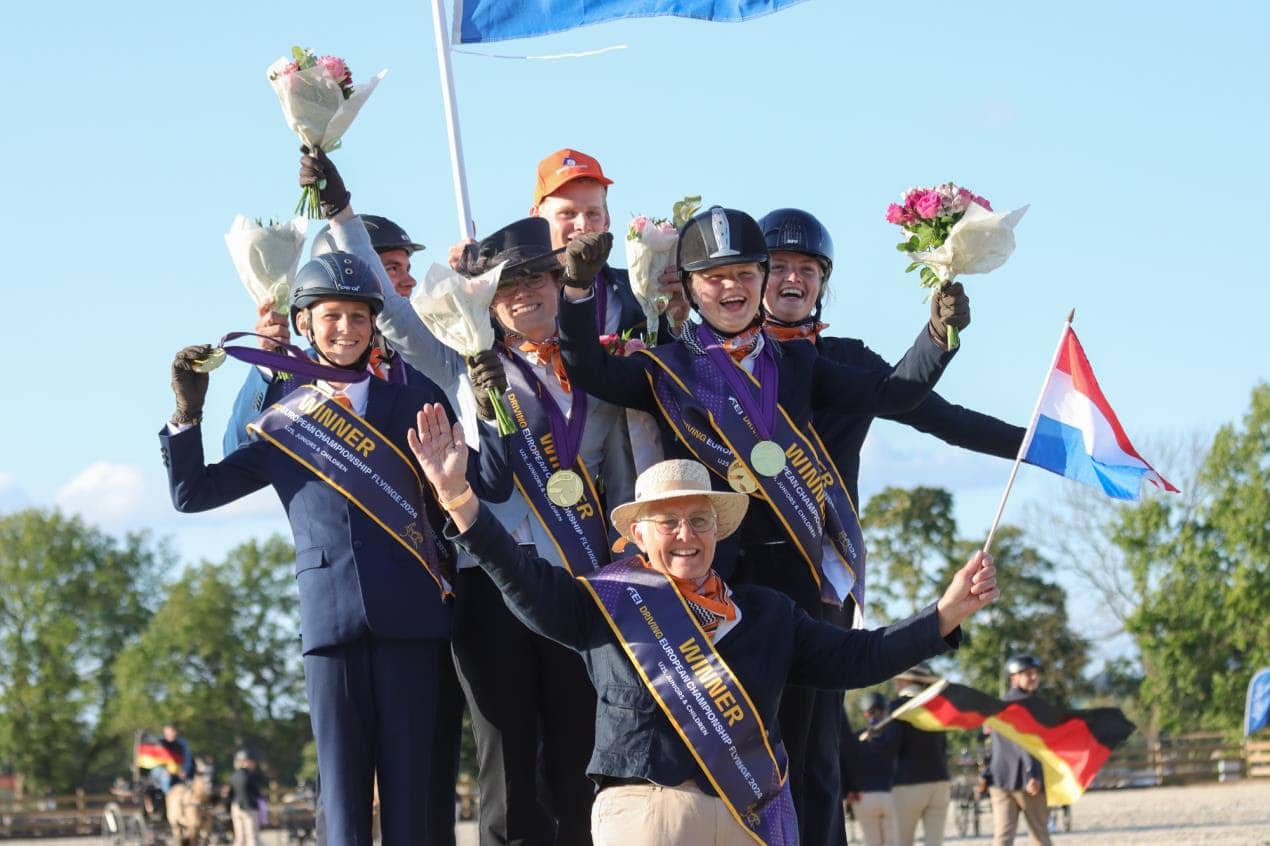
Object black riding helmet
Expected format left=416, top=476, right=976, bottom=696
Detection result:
left=291, top=251, right=385, bottom=373
left=1006, top=654, right=1043, bottom=676
left=760, top=208, right=834, bottom=325
left=677, top=206, right=770, bottom=330
left=862, top=691, right=888, bottom=713
left=311, top=215, right=425, bottom=258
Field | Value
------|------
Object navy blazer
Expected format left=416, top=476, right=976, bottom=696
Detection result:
left=161, top=377, right=510, bottom=654
left=811, top=335, right=1025, bottom=506
left=452, top=505, right=959, bottom=792
left=559, top=296, right=955, bottom=545
left=890, top=694, right=951, bottom=785
left=841, top=719, right=900, bottom=793
left=988, top=687, right=1045, bottom=789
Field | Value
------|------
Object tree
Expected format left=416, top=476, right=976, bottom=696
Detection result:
left=1118, top=384, right=1270, bottom=733
left=110, top=535, right=310, bottom=782
left=944, top=527, right=1091, bottom=706
left=0, top=509, right=166, bottom=793
left=863, top=486, right=957, bottom=616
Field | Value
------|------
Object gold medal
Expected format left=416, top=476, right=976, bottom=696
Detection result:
left=750, top=440, right=787, bottom=477
left=727, top=459, right=759, bottom=494
left=546, top=469, right=585, bottom=507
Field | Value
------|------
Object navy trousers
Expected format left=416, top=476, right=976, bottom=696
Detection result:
left=452, top=566, right=596, bottom=846
left=304, top=636, right=445, bottom=845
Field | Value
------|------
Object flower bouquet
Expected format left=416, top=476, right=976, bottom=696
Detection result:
left=410, top=261, right=517, bottom=435
left=267, top=46, right=386, bottom=218
left=887, top=183, right=1028, bottom=348
left=624, top=195, right=701, bottom=344
left=224, top=214, right=308, bottom=316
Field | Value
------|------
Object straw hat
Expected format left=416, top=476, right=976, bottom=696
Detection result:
left=610, top=459, right=749, bottom=544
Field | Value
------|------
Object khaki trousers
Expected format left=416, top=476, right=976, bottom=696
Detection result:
left=989, top=787, right=1053, bottom=846
left=851, top=790, right=899, bottom=846
left=230, top=804, right=259, bottom=846
left=891, top=780, right=951, bottom=846
left=591, top=781, right=754, bottom=846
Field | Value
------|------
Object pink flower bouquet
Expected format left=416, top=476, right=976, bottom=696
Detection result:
left=887, top=183, right=1028, bottom=348
left=267, top=47, right=386, bottom=218
left=624, top=195, right=701, bottom=344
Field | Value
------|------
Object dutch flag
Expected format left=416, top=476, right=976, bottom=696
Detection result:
left=1021, top=326, right=1177, bottom=501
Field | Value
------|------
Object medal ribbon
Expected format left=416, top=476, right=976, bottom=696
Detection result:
left=217, top=332, right=372, bottom=385
left=505, top=349, right=588, bottom=473
left=697, top=324, right=777, bottom=440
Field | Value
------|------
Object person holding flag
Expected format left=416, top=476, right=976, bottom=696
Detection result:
left=758, top=206, right=1009, bottom=846
left=889, top=664, right=953, bottom=846
left=557, top=206, right=967, bottom=826
left=159, top=254, right=509, bottom=845
left=988, top=655, right=1052, bottom=846
left=406, top=405, right=1000, bottom=844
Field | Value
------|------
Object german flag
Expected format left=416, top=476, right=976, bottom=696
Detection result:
left=893, top=680, right=1135, bottom=806
left=135, top=734, right=183, bottom=775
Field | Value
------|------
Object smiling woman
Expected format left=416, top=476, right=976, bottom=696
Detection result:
left=408, top=416, right=997, bottom=846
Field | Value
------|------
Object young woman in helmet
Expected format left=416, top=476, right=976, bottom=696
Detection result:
left=759, top=206, right=1022, bottom=846
left=160, top=252, right=508, bottom=846
left=557, top=206, right=967, bottom=828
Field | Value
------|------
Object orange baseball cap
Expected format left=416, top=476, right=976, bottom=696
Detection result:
left=532, top=148, right=614, bottom=206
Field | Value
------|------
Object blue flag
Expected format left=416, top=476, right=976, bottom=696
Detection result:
left=453, top=0, right=808, bottom=44
left=1247, top=667, right=1270, bottom=737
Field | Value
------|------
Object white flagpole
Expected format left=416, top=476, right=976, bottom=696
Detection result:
left=430, top=0, right=476, bottom=240
left=981, top=309, right=1075, bottom=554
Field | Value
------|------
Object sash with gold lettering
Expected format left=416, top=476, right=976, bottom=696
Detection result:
left=246, top=385, right=450, bottom=597
left=636, top=341, right=865, bottom=610
left=581, top=558, right=798, bottom=845
left=500, top=350, right=609, bottom=575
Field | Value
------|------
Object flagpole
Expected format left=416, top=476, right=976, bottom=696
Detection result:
left=858, top=678, right=949, bottom=740
left=981, top=309, right=1075, bottom=554
left=430, top=0, right=476, bottom=240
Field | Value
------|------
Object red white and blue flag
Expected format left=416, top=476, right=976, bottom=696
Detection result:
left=1022, top=326, right=1176, bottom=501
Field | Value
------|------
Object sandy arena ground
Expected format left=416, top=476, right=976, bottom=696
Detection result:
left=8, top=779, right=1268, bottom=845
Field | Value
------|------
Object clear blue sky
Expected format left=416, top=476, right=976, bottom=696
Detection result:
left=3, top=2, right=1265, bottom=655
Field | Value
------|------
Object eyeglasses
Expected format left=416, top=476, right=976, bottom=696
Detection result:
left=638, top=513, right=718, bottom=536
left=494, top=274, right=554, bottom=298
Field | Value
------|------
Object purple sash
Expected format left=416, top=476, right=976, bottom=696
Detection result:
left=581, top=559, right=798, bottom=845
left=246, top=385, right=450, bottom=597
left=636, top=342, right=863, bottom=608
left=500, top=350, right=610, bottom=576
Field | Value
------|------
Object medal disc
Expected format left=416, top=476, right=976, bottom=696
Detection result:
left=546, top=469, right=585, bottom=507
left=750, top=440, right=787, bottom=477
left=727, top=459, right=759, bottom=494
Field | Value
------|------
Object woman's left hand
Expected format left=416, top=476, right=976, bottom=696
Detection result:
left=408, top=403, right=469, bottom=499
left=935, top=550, right=999, bottom=636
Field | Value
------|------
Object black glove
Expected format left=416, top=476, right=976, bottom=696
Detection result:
left=171, top=345, right=213, bottom=426
left=299, top=146, right=351, bottom=218
left=466, top=351, right=508, bottom=421
left=929, top=281, right=970, bottom=346
left=562, top=232, right=612, bottom=287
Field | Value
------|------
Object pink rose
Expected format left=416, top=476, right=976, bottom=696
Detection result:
left=971, top=193, right=993, bottom=211
left=908, top=189, right=942, bottom=220
left=885, top=203, right=914, bottom=225
left=319, top=56, right=350, bottom=84
left=624, top=338, right=648, bottom=355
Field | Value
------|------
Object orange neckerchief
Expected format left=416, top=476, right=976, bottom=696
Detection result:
left=638, top=556, right=737, bottom=637
left=718, top=324, right=763, bottom=363
left=764, top=319, right=828, bottom=344
left=368, top=347, right=388, bottom=380
left=506, top=334, right=571, bottom=393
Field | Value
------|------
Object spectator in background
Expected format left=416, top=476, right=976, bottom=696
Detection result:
left=844, top=692, right=901, bottom=846
left=890, top=665, right=952, bottom=846
left=230, top=748, right=266, bottom=846
left=988, top=655, right=1051, bottom=846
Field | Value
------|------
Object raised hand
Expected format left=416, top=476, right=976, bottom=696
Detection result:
left=407, top=403, right=469, bottom=499
left=465, top=351, right=508, bottom=421
left=256, top=298, right=291, bottom=351
left=299, top=146, right=351, bottom=218
left=935, top=550, right=999, bottom=636
left=562, top=231, right=613, bottom=286
left=929, top=281, right=970, bottom=347
left=171, top=345, right=213, bottom=425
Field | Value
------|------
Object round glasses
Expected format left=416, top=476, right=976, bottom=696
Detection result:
left=494, top=274, right=554, bottom=299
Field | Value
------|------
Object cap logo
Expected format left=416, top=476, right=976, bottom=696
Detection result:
left=562, top=156, right=577, bottom=166
left=709, top=207, right=740, bottom=259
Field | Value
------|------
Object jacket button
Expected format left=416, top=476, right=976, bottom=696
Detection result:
left=352, top=540, right=364, bottom=550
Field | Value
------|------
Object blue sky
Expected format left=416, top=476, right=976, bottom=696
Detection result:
left=3, top=2, right=1265, bottom=656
